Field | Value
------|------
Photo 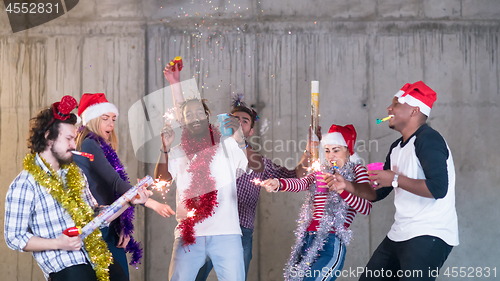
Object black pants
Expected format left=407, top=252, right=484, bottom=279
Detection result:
left=49, top=264, right=97, bottom=281
left=49, top=262, right=127, bottom=281
left=359, top=235, right=453, bottom=281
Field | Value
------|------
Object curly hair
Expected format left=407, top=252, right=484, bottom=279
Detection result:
left=27, top=107, right=77, bottom=154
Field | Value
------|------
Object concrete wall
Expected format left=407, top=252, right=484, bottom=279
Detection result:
left=1, top=1, right=499, bottom=280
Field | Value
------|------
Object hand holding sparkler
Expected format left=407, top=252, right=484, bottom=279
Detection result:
left=146, top=178, right=175, bottom=217
left=258, top=178, right=281, bottom=193
left=160, top=123, right=175, bottom=152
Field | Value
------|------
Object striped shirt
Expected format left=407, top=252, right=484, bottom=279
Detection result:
left=280, top=164, right=372, bottom=231
left=4, top=154, right=97, bottom=279
left=237, top=157, right=297, bottom=230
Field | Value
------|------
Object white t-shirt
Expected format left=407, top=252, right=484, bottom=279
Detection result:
left=168, top=136, right=249, bottom=238
left=382, top=124, right=459, bottom=246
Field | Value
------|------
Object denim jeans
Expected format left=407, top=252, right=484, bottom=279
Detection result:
left=195, top=226, right=253, bottom=281
left=169, top=234, right=245, bottom=281
left=291, top=232, right=346, bottom=281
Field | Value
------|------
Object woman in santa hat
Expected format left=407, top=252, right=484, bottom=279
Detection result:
left=261, top=124, right=372, bottom=281
left=74, top=93, right=175, bottom=281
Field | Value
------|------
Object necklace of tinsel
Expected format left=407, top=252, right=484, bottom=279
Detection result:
left=177, top=124, right=221, bottom=246
left=283, top=161, right=357, bottom=281
left=79, top=126, right=143, bottom=267
left=23, top=154, right=112, bottom=281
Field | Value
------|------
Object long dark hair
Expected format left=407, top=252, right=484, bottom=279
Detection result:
left=27, top=107, right=77, bottom=153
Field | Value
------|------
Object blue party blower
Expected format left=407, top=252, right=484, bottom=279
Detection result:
left=217, top=113, right=233, bottom=136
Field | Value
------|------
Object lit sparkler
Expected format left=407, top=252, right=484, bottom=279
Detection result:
left=151, top=178, right=171, bottom=201
left=187, top=209, right=196, bottom=218
left=151, top=178, right=171, bottom=191
left=308, top=159, right=321, bottom=172
left=163, top=108, right=176, bottom=123
left=251, top=178, right=263, bottom=185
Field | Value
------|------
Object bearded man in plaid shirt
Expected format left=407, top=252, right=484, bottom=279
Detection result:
left=196, top=97, right=320, bottom=281
left=4, top=97, right=150, bottom=281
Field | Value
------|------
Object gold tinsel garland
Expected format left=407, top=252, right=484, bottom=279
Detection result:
left=24, top=154, right=112, bottom=281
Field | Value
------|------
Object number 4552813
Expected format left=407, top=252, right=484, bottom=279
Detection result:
left=5, top=2, right=59, bottom=14
left=442, top=267, right=496, bottom=278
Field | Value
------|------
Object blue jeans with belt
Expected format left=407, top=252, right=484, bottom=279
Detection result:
left=170, top=234, right=245, bottom=281
left=195, top=226, right=252, bottom=281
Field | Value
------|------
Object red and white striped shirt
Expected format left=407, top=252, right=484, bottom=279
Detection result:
left=280, top=164, right=372, bottom=232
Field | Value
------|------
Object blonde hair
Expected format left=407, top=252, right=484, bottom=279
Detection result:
left=76, top=116, right=119, bottom=151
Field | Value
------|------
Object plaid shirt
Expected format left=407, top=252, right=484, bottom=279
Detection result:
left=4, top=154, right=98, bottom=279
left=237, top=157, right=296, bottom=230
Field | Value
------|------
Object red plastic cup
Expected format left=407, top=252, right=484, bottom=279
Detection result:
left=366, top=162, right=384, bottom=187
left=315, top=172, right=328, bottom=192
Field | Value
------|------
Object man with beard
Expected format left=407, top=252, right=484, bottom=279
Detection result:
left=195, top=96, right=318, bottom=281
left=4, top=96, right=150, bottom=281
left=155, top=64, right=263, bottom=281
left=329, top=81, right=458, bottom=280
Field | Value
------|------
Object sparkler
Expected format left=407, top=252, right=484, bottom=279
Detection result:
left=187, top=209, right=196, bottom=218
left=163, top=108, right=176, bottom=123
left=308, top=159, right=322, bottom=172
left=251, top=178, right=263, bottom=185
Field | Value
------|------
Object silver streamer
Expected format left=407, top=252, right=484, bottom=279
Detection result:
left=283, top=161, right=356, bottom=281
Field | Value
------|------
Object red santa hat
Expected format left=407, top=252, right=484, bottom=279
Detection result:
left=78, top=93, right=119, bottom=125
left=394, top=81, right=436, bottom=117
left=321, top=124, right=357, bottom=155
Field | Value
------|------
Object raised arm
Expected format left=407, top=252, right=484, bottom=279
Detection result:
left=155, top=123, right=174, bottom=182
left=163, top=63, right=184, bottom=121
left=295, top=126, right=322, bottom=177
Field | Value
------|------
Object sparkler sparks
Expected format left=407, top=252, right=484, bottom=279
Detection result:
left=251, top=178, right=263, bottom=185
left=308, top=159, right=321, bottom=172
left=163, top=108, right=176, bottom=122
left=187, top=209, right=196, bottom=218
left=151, top=179, right=171, bottom=191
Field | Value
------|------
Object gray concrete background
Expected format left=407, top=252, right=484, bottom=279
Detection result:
left=1, top=1, right=499, bottom=280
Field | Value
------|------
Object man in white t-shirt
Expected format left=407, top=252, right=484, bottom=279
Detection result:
left=332, top=81, right=458, bottom=280
left=155, top=62, right=264, bottom=281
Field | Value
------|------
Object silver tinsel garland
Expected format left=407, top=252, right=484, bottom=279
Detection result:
left=283, top=161, right=357, bottom=281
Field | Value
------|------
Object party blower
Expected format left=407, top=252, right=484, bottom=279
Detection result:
left=64, top=175, right=154, bottom=238
left=376, top=115, right=393, bottom=124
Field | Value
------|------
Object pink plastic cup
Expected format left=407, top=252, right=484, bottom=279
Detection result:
left=315, top=172, right=328, bottom=192
left=366, top=162, right=384, bottom=187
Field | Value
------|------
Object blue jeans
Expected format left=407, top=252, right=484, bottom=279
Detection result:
left=291, top=232, right=346, bottom=281
left=195, top=226, right=253, bottom=281
left=169, top=234, right=245, bottom=281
